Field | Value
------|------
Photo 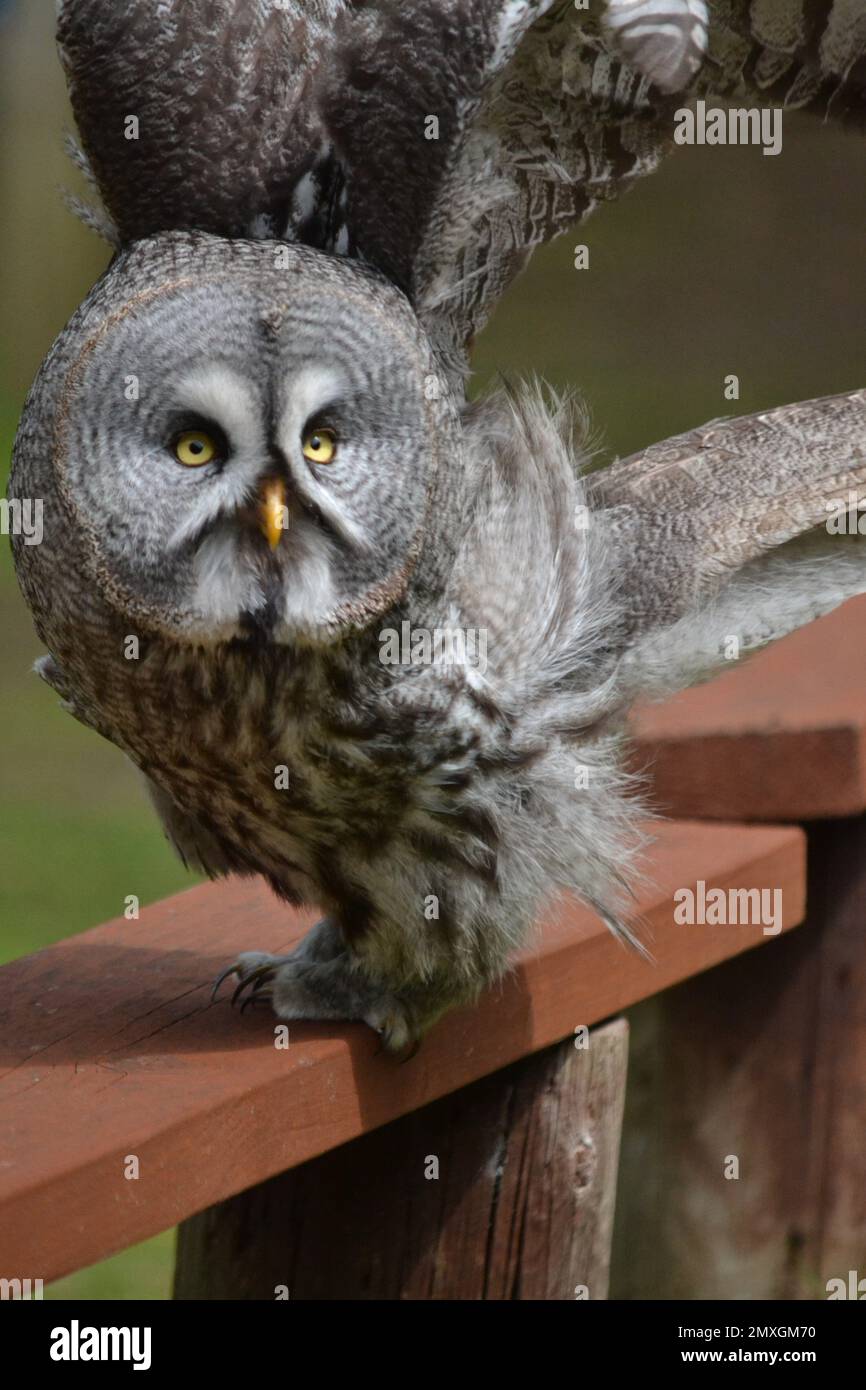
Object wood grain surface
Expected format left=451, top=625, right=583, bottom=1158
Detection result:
left=174, top=1021, right=629, bottom=1301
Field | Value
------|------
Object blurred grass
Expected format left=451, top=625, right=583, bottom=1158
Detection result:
left=44, top=1232, right=176, bottom=1302
left=1, top=0, right=864, bottom=1303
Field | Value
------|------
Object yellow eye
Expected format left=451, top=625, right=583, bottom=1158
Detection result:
left=302, top=427, right=337, bottom=465
left=174, top=430, right=219, bottom=467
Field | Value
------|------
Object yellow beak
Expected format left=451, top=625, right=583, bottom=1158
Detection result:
left=259, top=477, right=287, bottom=550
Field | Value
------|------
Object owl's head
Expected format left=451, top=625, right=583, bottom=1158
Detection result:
left=14, top=233, right=460, bottom=646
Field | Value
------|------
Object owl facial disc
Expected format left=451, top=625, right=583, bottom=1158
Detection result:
left=40, top=233, right=458, bottom=646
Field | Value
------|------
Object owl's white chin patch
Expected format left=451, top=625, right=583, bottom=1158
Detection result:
left=183, top=529, right=262, bottom=640
left=185, top=514, right=338, bottom=643
left=275, top=514, right=338, bottom=628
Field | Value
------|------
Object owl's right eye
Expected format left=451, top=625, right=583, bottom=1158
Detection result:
left=172, top=429, right=222, bottom=467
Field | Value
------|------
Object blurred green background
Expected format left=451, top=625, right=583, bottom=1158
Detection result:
left=1, top=1, right=863, bottom=1299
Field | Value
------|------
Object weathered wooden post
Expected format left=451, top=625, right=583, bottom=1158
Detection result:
left=620, top=600, right=866, bottom=1299
left=612, top=817, right=866, bottom=1299
left=174, top=1019, right=629, bottom=1300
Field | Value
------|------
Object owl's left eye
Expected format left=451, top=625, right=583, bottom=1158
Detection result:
left=302, top=426, right=338, bottom=465
left=173, top=430, right=222, bottom=467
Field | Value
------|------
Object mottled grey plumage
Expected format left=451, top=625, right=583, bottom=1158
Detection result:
left=9, top=2, right=866, bottom=1049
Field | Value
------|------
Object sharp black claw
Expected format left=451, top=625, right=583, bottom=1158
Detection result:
left=229, top=962, right=276, bottom=1010
left=211, top=964, right=240, bottom=1003
left=240, top=989, right=272, bottom=1015
left=230, top=977, right=247, bottom=1009
left=400, top=1038, right=422, bottom=1064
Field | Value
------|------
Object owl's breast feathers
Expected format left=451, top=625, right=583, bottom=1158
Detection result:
left=38, top=629, right=518, bottom=917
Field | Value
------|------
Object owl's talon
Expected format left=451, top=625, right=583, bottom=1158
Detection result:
left=211, top=952, right=283, bottom=1007
left=213, top=940, right=424, bottom=1058
left=365, top=1002, right=420, bottom=1058
left=211, top=962, right=241, bottom=1003
left=230, top=979, right=249, bottom=1009
left=239, top=990, right=272, bottom=1015
left=231, top=964, right=275, bottom=1009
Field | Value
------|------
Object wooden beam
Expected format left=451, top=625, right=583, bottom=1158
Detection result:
left=0, top=819, right=804, bottom=1284
left=174, top=1020, right=629, bottom=1300
left=632, top=596, right=866, bottom=821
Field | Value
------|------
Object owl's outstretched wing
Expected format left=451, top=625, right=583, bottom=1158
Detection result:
left=59, top=2, right=865, bottom=368
left=56, top=1, right=346, bottom=245
left=590, top=387, right=866, bottom=700
left=325, top=0, right=865, bottom=368
left=451, top=384, right=866, bottom=738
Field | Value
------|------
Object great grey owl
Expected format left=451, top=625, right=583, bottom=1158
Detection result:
left=8, top=1, right=866, bottom=1052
